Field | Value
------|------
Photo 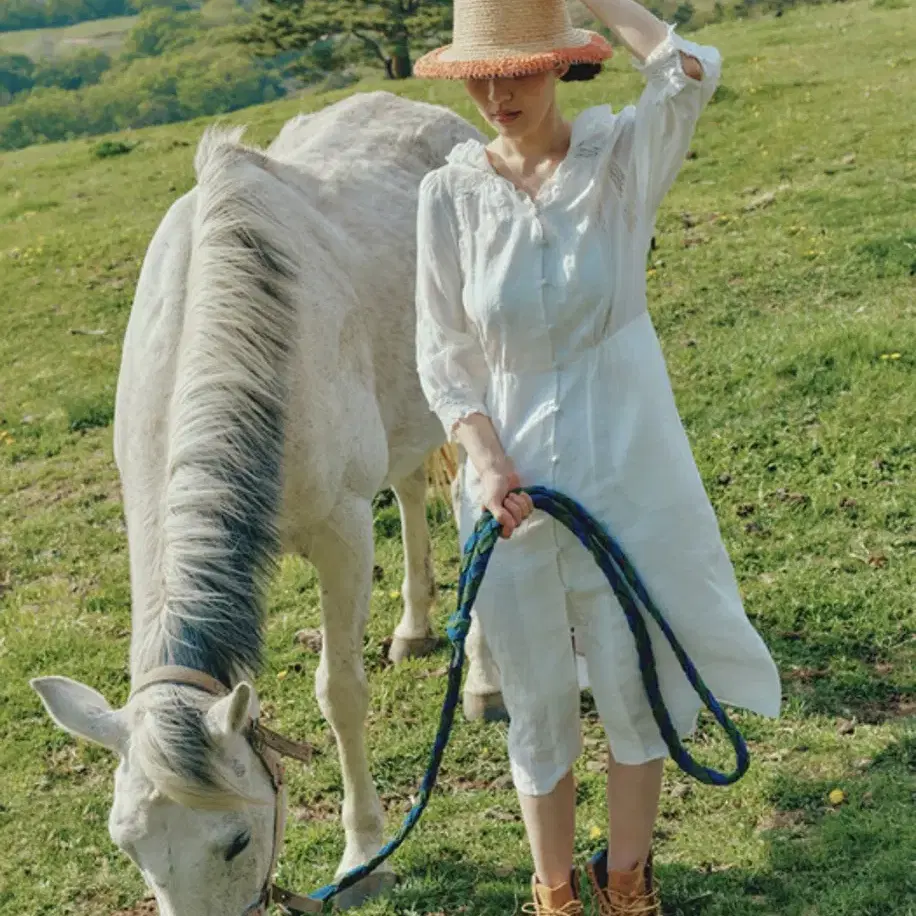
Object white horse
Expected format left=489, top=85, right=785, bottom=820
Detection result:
left=31, top=91, right=505, bottom=916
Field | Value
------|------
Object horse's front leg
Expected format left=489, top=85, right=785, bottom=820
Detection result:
left=388, top=464, right=438, bottom=662
left=310, top=494, right=395, bottom=909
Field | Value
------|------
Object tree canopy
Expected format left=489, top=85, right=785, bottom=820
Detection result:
left=245, top=0, right=452, bottom=79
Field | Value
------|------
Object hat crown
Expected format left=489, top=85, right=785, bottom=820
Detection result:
left=451, top=0, right=579, bottom=55
left=412, top=0, right=612, bottom=79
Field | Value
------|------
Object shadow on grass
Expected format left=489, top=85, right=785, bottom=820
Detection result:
left=382, top=731, right=915, bottom=916
left=772, top=634, right=916, bottom=724
left=738, top=734, right=916, bottom=916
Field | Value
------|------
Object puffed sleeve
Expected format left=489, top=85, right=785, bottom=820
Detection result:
left=630, top=26, right=721, bottom=220
left=415, top=172, right=490, bottom=442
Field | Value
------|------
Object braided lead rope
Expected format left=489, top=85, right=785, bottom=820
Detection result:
left=296, top=487, right=748, bottom=912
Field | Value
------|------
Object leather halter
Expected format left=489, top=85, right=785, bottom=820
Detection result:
left=130, top=666, right=322, bottom=914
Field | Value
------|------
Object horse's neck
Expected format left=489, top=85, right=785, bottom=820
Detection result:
left=129, top=610, right=178, bottom=683
left=128, top=540, right=173, bottom=682
left=120, top=460, right=254, bottom=688
left=128, top=584, right=249, bottom=688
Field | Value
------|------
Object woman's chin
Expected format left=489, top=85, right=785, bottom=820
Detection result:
left=492, top=114, right=525, bottom=134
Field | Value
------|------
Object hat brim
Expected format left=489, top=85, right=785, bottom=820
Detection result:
left=414, top=31, right=613, bottom=80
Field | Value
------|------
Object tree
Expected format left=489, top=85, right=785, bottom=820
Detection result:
left=123, top=7, right=203, bottom=58
left=0, top=45, right=286, bottom=151
left=0, top=55, right=35, bottom=102
left=245, top=0, right=452, bottom=80
left=33, top=49, right=112, bottom=91
left=672, top=0, right=695, bottom=27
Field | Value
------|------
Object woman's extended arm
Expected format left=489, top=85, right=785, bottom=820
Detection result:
left=580, top=0, right=703, bottom=77
left=580, top=0, right=721, bottom=220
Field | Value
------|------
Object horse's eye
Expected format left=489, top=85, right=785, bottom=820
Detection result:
left=225, top=831, right=251, bottom=862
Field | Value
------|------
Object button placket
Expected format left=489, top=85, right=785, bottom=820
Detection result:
left=530, top=217, right=546, bottom=247
left=550, top=359, right=562, bottom=472
left=532, top=206, right=560, bottom=477
left=535, top=209, right=553, bottom=295
left=547, top=384, right=561, bottom=472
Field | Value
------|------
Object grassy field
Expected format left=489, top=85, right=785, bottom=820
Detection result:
left=1, top=2, right=915, bottom=915
left=0, top=15, right=137, bottom=59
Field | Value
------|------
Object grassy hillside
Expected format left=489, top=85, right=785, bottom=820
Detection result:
left=0, top=15, right=138, bottom=59
left=1, top=2, right=914, bottom=915
left=0, top=6, right=286, bottom=152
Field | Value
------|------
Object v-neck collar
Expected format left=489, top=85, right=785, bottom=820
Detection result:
left=483, top=130, right=572, bottom=206
left=446, top=106, right=617, bottom=207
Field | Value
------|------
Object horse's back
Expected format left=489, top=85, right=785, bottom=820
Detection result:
left=263, top=93, right=480, bottom=483
left=267, top=91, right=480, bottom=177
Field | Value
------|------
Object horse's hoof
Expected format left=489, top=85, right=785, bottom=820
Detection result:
left=333, top=869, right=397, bottom=910
left=463, top=690, right=509, bottom=723
left=388, top=634, right=438, bottom=663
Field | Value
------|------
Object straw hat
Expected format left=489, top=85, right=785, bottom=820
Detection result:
left=414, top=0, right=613, bottom=80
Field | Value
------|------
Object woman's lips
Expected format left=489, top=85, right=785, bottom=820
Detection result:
left=493, top=111, right=521, bottom=124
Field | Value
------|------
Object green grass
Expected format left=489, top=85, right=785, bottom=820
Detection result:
left=1, top=2, right=915, bottom=915
left=0, top=15, right=138, bottom=59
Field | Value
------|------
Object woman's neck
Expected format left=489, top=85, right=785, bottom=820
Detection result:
left=492, top=108, right=572, bottom=167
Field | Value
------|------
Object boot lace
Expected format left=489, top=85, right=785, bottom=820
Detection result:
left=592, top=885, right=659, bottom=916
left=522, top=900, right=584, bottom=916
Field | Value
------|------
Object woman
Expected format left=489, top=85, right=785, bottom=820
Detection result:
left=414, top=1, right=782, bottom=914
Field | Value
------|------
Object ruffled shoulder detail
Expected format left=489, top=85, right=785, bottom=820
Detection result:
left=445, top=138, right=490, bottom=170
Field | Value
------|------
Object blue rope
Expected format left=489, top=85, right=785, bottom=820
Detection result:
left=300, top=486, right=749, bottom=911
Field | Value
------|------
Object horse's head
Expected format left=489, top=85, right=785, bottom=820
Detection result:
left=31, top=676, right=282, bottom=916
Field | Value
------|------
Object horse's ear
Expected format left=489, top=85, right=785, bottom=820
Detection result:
left=31, top=676, right=128, bottom=754
left=206, top=682, right=257, bottom=738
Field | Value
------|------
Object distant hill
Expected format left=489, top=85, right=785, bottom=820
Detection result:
left=0, top=15, right=138, bottom=59
left=0, top=0, right=283, bottom=150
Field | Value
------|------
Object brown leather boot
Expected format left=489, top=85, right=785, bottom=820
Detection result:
left=585, top=849, right=660, bottom=916
left=523, top=870, right=584, bottom=916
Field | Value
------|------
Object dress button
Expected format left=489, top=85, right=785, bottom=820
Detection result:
left=550, top=455, right=560, bottom=464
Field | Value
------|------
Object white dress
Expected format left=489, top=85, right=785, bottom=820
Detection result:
left=415, top=28, right=781, bottom=796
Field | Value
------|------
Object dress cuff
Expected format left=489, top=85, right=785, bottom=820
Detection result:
left=633, top=26, right=721, bottom=99
left=434, top=398, right=489, bottom=443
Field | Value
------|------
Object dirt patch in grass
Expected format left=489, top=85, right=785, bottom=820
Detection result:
left=861, top=694, right=916, bottom=723
left=113, top=902, right=156, bottom=916
left=756, top=809, right=809, bottom=834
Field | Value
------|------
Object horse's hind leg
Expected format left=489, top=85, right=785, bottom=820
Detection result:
left=310, top=493, right=396, bottom=908
left=389, top=462, right=508, bottom=720
left=463, top=614, right=509, bottom=722
left=388, top=464, right=437, bottom=662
